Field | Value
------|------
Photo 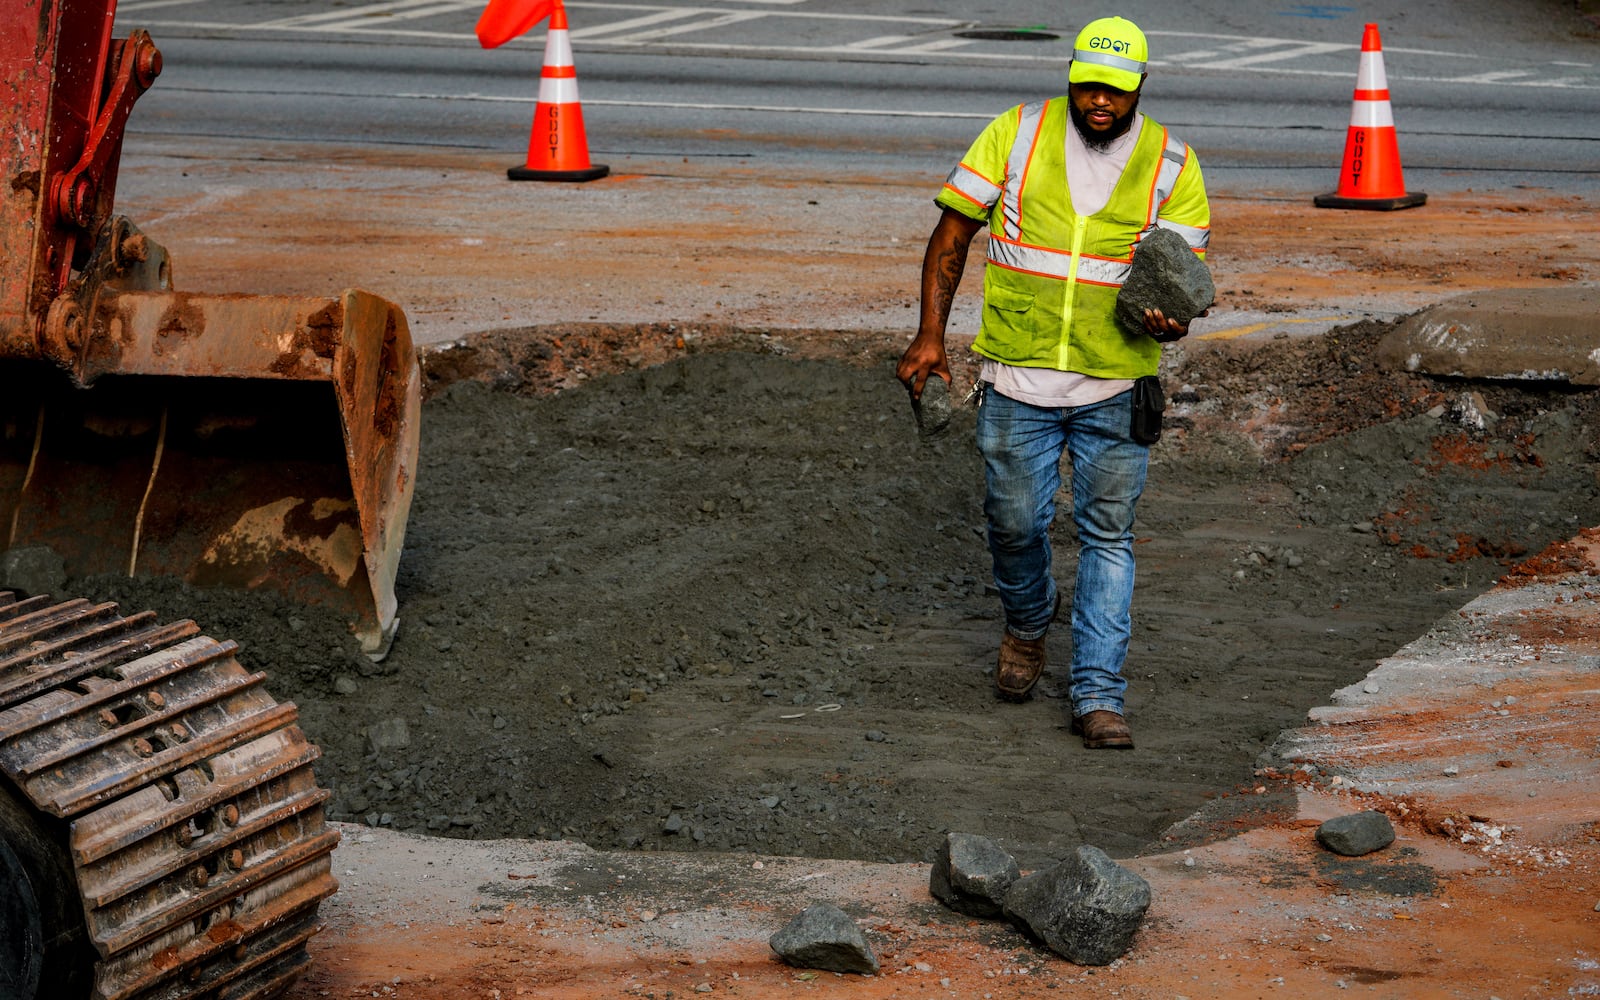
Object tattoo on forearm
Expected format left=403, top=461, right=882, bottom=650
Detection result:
left=931, top=242, right=968, bottom=323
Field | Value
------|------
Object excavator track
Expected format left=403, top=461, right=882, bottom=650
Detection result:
left=0, top=590, right=338, bottom=1000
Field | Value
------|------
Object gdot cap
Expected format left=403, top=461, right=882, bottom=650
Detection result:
left=1068, top=16, right=1148, bottom=92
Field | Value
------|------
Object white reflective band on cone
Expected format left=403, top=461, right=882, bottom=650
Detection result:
left=539, top=75, right=581, bottom=104
left=1356, top=50, right=1388, bottom=90
left=546, top=30, right=575, bottom=69
left=1349, top=100, right=1396, bottom=128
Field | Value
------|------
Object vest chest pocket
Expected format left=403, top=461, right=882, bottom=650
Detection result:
left=984, top=283, right=1035, bottom=314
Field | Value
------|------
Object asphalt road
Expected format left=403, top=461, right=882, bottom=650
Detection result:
left=116, top=0, right=1600, bottom=195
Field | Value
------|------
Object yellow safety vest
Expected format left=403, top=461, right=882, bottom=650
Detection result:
left=937, top=100, right=1210, bottom=378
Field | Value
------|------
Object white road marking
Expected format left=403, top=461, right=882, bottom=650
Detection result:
left=254, top=0, right=478, bottom=29
left=1440, top=70, right=1537, bottom=83
left=843, top=34, right=975, bottom=54
left=399, top=90, right=994, bottom=119
left=846, top=35, right=918, bottom=50
left=567, top=9, right=705, bottom=39
left=1164, top=36, right=1299, bottom=62
left=118, top=0, right=212, bottom=10
left=1188, top=40, right=1350, bottom=70
left=892, top=38, right=974, bottom=54
left=1147, top=30, right=1469, bottom=60
left=1415, top=73, right=1589, bottom=89
left=346, top=1, right=483, bottom=27
left=568, top=2, right=957, bottom=25
left=1165, top=37, right=1285, bottom=63
left=598, top=10, right=766, bottom=43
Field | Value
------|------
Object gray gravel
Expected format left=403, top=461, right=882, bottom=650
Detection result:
left=61, top=321, right=1600, bottom=869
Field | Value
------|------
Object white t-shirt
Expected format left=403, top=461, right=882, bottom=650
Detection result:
left=979, top=112, right=1146, bottom=409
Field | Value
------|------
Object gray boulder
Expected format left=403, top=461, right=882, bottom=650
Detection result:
left=929, top=832, right=1020, bottom=918
left=911, top=373, right=951, bottom=439
left=769, top=902, right=879, bottom=974
left=1114, top=226, right=1215, bottom=335
left=1002, top=845, right=1151, bottom=966
left=366, top=717, right=411, bottom=753
left=1316, top=810, right=1396, bottom=857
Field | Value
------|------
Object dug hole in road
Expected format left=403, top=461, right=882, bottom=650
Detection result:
left=91, top=142, right=1600, bottom=996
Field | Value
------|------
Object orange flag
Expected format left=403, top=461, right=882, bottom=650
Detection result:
left=476, top=0, right=557, bottom=48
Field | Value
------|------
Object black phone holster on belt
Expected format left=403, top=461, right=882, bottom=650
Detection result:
left=1130, top=375, right=1165, bottom=446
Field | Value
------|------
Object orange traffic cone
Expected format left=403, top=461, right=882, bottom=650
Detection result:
left=507, top=2, right=607, bottom=182
left=1314, top=23, right=1423, bottom=211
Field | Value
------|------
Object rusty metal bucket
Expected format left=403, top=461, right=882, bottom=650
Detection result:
left=1, top=4, right=419, bottom=656
left=0, top=285, right=420, bottom=656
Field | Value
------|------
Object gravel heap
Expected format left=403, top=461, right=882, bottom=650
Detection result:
left=67, top=321, right=1600, bottom=867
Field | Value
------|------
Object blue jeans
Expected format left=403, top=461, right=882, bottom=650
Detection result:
left=975, top=385, right=1148, bottom=716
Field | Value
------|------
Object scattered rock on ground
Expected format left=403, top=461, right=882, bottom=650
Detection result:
left=1002, top=844, right=1152, bottom=966
left=929, top=832, right=1020, bottom=918
left=768, top=902, right=879, bottom=974
left=1316, top=810, right=1396, bottom=857
left=367, top=717, right=411, bottom=753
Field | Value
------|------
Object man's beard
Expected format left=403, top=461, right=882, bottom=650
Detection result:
left=1070, top=95, right=1139, bottom=151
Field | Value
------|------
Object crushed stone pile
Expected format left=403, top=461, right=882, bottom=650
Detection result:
left=67, top=320, right=1600, bottom=868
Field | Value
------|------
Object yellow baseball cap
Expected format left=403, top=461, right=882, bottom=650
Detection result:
left=1068, top=16, right=1148, bottom=92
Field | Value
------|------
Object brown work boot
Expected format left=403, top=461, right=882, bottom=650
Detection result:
left=1070, top=710, right=1135, bottom=750
left=994, top=631, right=1046, bottom=702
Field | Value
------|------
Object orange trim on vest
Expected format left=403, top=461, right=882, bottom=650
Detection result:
left=1013, top=99, right=1050, bottom=233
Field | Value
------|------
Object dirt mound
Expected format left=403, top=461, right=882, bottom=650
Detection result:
left=70, top=321, right=1600, bottom=869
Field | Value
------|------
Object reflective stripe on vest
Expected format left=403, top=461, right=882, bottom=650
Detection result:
left=989, top=235, right=1131, bottom=285
left=1141, top=133, right=1203, bottom=245
left=1000, top=101, right=1049, bottom=242
left=941, top=162, right=1002, bottom=211
left=1155, top=217, right=1210, bottom=249
left=986, top=111, right=1192, bottom=286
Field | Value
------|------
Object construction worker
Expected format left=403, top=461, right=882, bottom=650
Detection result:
left=896, top=15, right=1209, bottom=750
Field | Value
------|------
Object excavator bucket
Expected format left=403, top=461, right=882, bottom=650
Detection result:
left=0, top=288, right=419, bottom=656
left=1, top=2, right=419, bottom=656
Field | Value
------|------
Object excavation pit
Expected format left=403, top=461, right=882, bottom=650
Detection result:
left=73, top=319, right=1600, bottom=869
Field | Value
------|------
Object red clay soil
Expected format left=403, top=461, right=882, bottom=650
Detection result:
left=1499, top=528, right=1600, bottom=587
left=115, top=142, right=1600, bottom=347
left=289, top=806, right=1599, bottom=999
